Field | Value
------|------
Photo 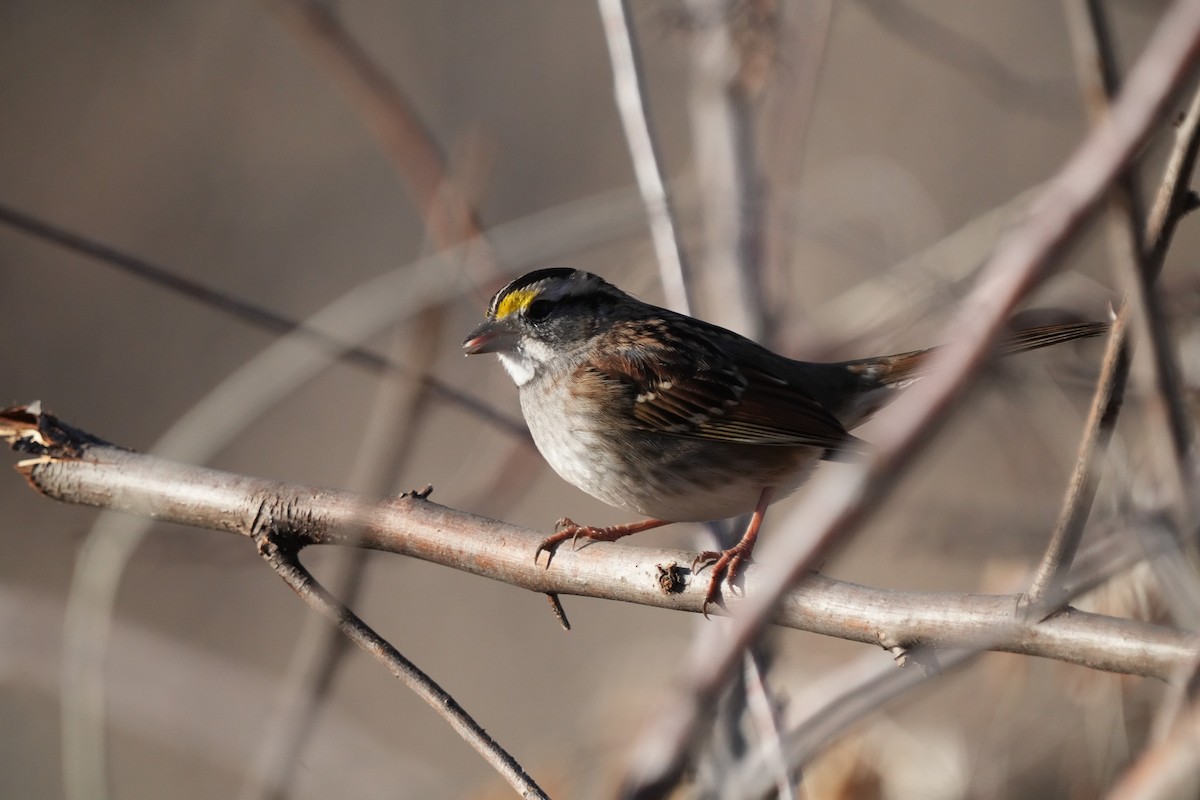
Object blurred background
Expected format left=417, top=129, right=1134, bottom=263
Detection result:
left=1, top=1, right=1194, bottom=798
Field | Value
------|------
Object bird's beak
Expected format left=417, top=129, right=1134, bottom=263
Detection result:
left=462, top=317, right=518, bottom=355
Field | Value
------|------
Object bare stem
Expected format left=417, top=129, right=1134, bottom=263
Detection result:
left=597, top=0, right=694, bottom=313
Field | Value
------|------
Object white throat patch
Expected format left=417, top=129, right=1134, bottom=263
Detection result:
left=496, top=337, right=557, bottom=387
left=498, top=353, right=536, bottom=386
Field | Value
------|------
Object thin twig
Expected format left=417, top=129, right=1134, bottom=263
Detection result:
left=618, top=4, right=1200, bottom=796
left=761, top=0, right=833, bottom=328
left=240, top=318, right=438, bottom=800
left=1065, top=0, right=1196, bottom=477
left=740, top=651, right=796, bottom=800
left=1105, top=689, right=1200, bottom=799
left=251, top=531, right=548, bottom=799
left=266, top=0, right=491, bottom=267
left=252, top=3, right=508, bottom=779
left=0, top=201, right=524, bottom=438
left=853, top=0, right=1076, bottom=117
left=1026, top=1, right=1200, bottom=607
left=1026, top=0, right=1142, bottom=605
left=1025, top=310, right=1131, bottom=604
left=686, top=0, right=765, bottom=340
left=598, top=0, right=694, bottom=314
left=239, top=549, right=369, bottom=800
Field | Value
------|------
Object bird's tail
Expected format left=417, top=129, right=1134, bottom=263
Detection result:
left=824, top=319, right=1110, bottom=431
left=855, top=320, right=1110, bottom=387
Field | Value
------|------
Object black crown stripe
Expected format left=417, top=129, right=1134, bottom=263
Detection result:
left=488, top=267, right=579, bottom=315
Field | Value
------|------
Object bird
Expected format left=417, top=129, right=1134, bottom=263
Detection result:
left=462, top=267, right=1107, bottom=614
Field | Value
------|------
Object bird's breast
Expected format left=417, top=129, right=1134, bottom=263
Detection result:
left=519, top=379, right=823, bottom=522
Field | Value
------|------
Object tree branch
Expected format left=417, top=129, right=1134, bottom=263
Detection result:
left=3, top=403, right=1195, bottom=683
left=597, top=0, right=694, bottom=314
left=249, top=527, right=547, bottom=799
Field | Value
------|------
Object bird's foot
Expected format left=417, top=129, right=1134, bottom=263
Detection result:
left=534, top=517, right=670, bottom=567
left=692, top=540, right=754, bottom=618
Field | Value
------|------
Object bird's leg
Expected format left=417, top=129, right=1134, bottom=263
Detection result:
left=535, top=517, right=672, bottom=566
left=693, top=486, right=775, bottom=617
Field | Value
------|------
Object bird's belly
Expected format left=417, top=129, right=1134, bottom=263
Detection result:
left=522, top=385, right=822, bottom=522
left=618, top=444, right=821, bottom=522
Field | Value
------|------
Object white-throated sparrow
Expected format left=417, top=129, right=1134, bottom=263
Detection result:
left=463, top=268, right=1106, bottom=613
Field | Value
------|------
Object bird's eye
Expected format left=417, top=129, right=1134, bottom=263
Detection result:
left=525, top=299, right=554, bottom=322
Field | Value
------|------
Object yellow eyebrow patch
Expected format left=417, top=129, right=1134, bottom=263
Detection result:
left=495, top=287, right=537, bottom=319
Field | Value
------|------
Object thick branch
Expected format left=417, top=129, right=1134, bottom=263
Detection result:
left=3, top=404, right=1194, bottom=682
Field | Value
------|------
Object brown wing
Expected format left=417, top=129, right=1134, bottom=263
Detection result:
left=580, top=318, right=860, bottom=452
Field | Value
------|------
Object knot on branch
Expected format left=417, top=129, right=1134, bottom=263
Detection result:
left=249, top=491, right=321, bottom=553
left=656, top=562, right=687, bottom=594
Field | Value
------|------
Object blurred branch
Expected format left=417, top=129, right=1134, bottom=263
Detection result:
left=1062, top=1, right=1195, bottom=476
left=3, top=403, right=1195, bottom=681
left=253, top=1, right=509, bottom=769
left=1026, top=1, right=1200, bottom=609
left=761, top=0, right=833, bottom=301
left=740, top=651, right=796, bottom=800
left=1026, top=308, right=1132, bottom=605
left=853, top=0, right=1076, bottom=117
left=267, top=0, right=493, bottom=271
left=620, top=3, right=1200, bottom=796
left=598, top=0, right=693, bottom=313
left=1106, top=679, right=1200, bottom=800
left=0, top=202, right=382, bottom=374
left=731, top=524, right=1165, bottom=797
left=685, top=0, right=774, bottom=340
left=0, top=201, right=524, bottom=438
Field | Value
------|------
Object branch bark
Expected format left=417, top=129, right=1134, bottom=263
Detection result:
left=3, top=404, right=1195, bottom=682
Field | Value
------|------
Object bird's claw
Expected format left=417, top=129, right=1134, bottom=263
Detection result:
left=536, top=517, right=594, bottom=566
left=692, top=545, right=752, bottom=618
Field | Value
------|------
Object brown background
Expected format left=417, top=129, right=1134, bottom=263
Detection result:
left=0, top=2, right=1188, bottom=798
